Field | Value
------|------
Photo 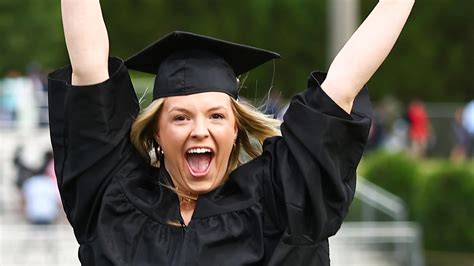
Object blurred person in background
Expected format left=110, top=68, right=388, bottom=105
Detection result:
left=26, top=63, right=50, bottom=127
left=13, top=130, right=59, bottom=224
left=47, top=0, right=414, bottom=264
left=21, top=151, right=61, bottom=225
left=0, top=67, right=47, bottom=128
left=406, top=99, right=431, bottom=157
left=14, top=72, right=39, bottom=130
left=462, top=99, right=474, bottom=158
left=0, top=70, right=21, bottom=127
left=380, top=96, right=408, bottom=152
left=13, top=129, right=53, bottom=188
left=450, top=107, right=468, bottom=161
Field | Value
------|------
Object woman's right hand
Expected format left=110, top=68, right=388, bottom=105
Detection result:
left=61, top=0, right=109, bottom=85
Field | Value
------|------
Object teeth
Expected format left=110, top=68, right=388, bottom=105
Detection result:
left=187, top=148, right=212, bottom=154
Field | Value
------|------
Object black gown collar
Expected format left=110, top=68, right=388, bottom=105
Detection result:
left=154, top=161, right=260, bottom=221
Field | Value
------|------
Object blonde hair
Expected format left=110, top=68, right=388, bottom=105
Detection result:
left=130, top=98, right=165, bottom=166
left=130, top=96, right=281, bottom=176
left=227, top=98, right=281, bottom=173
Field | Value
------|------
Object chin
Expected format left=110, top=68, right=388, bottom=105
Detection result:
left=186, top=178, right=218, bottom=194
left=188, top=184, right=214, bottom=194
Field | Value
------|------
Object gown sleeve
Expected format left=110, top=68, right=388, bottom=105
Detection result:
left=262, top=71, right=372, bottom=244
left=47, top=57, right=140, bottom=242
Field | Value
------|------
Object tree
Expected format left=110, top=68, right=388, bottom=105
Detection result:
left=2, top=0, right=472, bottom=101
left=0, top=0, right=66, bottom=74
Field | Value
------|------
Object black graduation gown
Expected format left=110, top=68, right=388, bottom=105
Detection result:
left=48, top=57, right=372, bottom=266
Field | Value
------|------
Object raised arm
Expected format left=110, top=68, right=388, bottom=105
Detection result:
left=321, top=0, right=415, bottom=113
left=61, top=0, right=109, bottom=85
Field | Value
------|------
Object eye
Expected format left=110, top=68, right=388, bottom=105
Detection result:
left=173, top=115, right=188, bottom=121
left=210, top=113, right=225, bottom=119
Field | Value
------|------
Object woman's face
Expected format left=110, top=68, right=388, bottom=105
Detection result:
left=155, top=92, right=238, bottom=194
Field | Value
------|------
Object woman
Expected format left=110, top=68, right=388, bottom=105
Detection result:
left=49, top=0, right=414, bottom=265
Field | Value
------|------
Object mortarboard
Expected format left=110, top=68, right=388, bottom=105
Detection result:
left=125, top=31, right=280, bottom=99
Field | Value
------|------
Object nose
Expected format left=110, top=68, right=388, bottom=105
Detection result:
left=191, top=118, right=209, bottom=139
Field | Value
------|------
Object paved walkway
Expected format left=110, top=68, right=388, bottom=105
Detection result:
left=0, top=222, right=79, bottom=265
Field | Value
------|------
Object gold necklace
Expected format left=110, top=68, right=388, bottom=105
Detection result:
left=180, top=196, right=197, bottom=204
left=176, top=187, right=198, bottom=204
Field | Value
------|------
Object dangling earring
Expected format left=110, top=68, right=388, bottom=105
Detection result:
left=158, top=146, right=164, bottom=155
left=155, top=145, right=164, bottom=160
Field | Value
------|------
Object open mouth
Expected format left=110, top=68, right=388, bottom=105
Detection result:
left=185, top=147, right=214, bottom=177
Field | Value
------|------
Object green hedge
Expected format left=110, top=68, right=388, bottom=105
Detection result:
left=358, top=151, right=474, bottom=252
left=416, top=164, right=474, bottom=252
left=360, top=150, right=421, bottom=219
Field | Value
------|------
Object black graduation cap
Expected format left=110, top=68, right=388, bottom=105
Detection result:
left=125, top=31, right=280, bottom=99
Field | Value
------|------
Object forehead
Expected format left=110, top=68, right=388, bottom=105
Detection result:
left=162, top=92, right=233, bottom=111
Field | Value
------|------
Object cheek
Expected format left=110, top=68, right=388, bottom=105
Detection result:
left=158, top=126, right=187, bottom=151
left=215, top=126, right=237, bottom=150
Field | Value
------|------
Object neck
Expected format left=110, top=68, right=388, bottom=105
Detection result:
left=179, top=197, right=196, bottom=225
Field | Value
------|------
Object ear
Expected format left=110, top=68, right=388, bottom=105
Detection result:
left=233, top=124, right=238, bottom=142
left=154, top=131, right=161, bottom=146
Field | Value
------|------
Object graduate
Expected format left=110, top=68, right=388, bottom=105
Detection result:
left=49, top=0, right=414, bottom=265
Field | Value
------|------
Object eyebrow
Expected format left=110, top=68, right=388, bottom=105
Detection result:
left=207, top=105, right=229, bottom=112
left=168, top=107, right=190, bottom=114
left=168, top=105, right=229, bottom=113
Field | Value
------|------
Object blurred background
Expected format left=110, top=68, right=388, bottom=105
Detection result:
left=0, top=0, right=473, bottom=265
